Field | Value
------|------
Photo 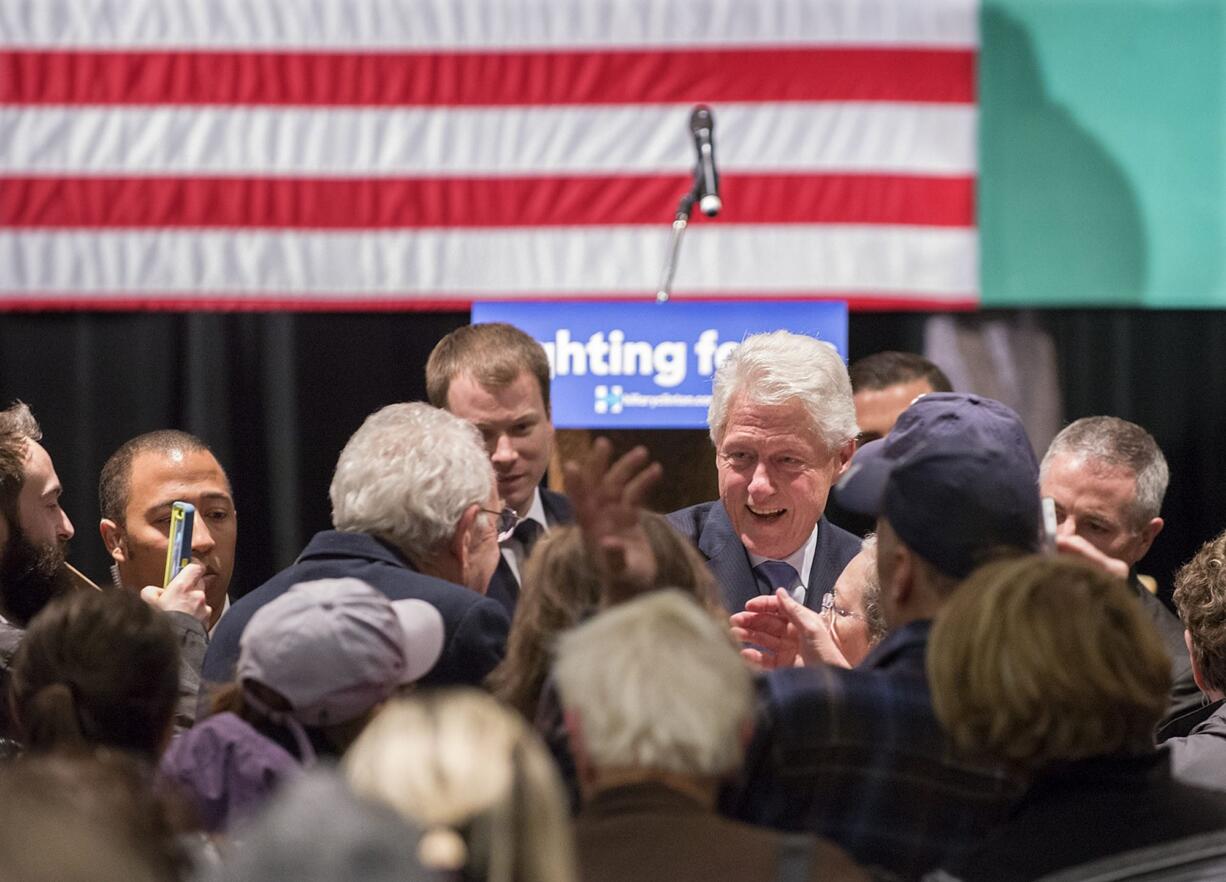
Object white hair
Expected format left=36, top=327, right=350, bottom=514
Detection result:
left=1040, top=416, right=1169, bottom=525
left=553, top=590, right=752, bottom=778
left=857, top=534, right=887, bottom=644
left=329, top=403, right=494, bottom=562
left=707, top=330, right=857, bottom=451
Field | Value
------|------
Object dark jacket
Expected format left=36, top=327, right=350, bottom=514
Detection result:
left=666, top=501, right=861, bottom=614
left=485, top=488, right=573, bottom=619
left=169, top=611, right=208, bottom=732
left=1130, top=573, right=1201, bottom=737
left=1168, top=700, right=1226, bottom=792
left=942, top=751, right=1226, bottom=882
left=726, top=621, right=1019, bottom=880
left=577, top=782, right=868, bottom=882
left=0, top=618, right=22, bottom=741
left=200, top=530, right=509, bottom=704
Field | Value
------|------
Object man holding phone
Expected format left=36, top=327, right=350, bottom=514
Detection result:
left=98, top=430, right=234, bottom=730
left=99, top=430, right=237, bottom=631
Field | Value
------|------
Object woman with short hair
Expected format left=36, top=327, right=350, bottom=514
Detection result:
left=927, top=555, right=1226, bottom=881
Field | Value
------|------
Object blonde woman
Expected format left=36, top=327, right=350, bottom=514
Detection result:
left=344, top=689, right=576, bottom=882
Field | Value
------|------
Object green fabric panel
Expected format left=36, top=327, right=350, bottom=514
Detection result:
left=980, top=1, right=1225, bottom=307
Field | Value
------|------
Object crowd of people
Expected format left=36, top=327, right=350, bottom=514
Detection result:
left=1, top=324, right=1225, bottom=881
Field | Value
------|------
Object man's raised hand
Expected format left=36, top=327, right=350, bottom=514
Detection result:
left=140, top=562, right=211, bottom=625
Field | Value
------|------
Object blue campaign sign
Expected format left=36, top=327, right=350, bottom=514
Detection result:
left=470, top=301, right=848, bottom=429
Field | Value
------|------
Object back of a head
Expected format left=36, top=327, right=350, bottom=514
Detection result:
left=426, top=322, right=553, bottom=416
left=98, top=429, right=215, bottom=523
left=552, top=590, right=752, bottom=779
left=344, top=689, right=576, bottom=882
left=1041, top=416, right=1169, bottom=524
left=491, top=513, right=720, bottom=717
left=1173, top=529, right=1226, bottom=695
left=212, top=769, right=441, bottom=882
left=489, top=525, right=602, bottom=715
left=11, top=589, right=179, bottom=759
left=835, top=393, right=1041, bottom=581
left=329, top=402, right=494, bottom=562
left=237, top=578, right=445, bottom=731
left=0, top=754, right=177, bottom=882
left=707, top=329, right=857, bottom=451
left=848, top=350, right=953, bottom=394
left=928, top=555, right=1171, bottom=770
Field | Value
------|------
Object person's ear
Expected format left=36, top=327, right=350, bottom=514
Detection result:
left=1135, top=516, right=1164, bottom=561
left=1186, top=629, right=1210, bottom=695
left=450, top=504, right=482, bottom=571
left=738, top=716, right=755, bottom=752
left=99, top=519, right=128, bottom=563
left=563, top=709, right=596, bottom=797
left=835, top=438, right=856, bottom=477
left=888, top=544, right=916, bottom=608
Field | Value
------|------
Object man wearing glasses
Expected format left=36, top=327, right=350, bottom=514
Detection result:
left=201, top=403, right=511, bottom=698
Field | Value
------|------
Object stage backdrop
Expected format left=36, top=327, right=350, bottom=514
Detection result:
left=1, top=0, right=978, bottom=310
left=7, top=1, right=1226, bottom=310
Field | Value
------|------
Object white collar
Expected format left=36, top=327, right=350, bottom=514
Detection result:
left=512, top=488, right=550, bottom=537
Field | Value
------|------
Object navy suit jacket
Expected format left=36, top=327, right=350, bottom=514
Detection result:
left=666, top=501, right=861, bottom=614
left=485, top=487, right=574, bottom=619
left=200, top=530, right=510, bottom=702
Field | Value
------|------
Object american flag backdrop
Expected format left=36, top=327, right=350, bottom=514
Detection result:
left=0, top=0, right=978, bottom=310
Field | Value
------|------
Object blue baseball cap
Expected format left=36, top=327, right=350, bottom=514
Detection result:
left=833, top=393, right=1041, bottom=578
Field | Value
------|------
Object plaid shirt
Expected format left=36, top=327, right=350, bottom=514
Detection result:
left=723, top=620, right=1022, bottom=880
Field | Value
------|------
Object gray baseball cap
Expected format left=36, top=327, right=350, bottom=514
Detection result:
left=237, top=578, right=445, bottom=727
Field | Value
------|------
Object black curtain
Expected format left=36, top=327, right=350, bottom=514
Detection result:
left=0, top=310, right=1219, bottom=600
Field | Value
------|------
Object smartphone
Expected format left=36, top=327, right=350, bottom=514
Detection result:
left=163, top=501, right=196, bottom=586
left=1040, top=496, right=1058, bottom=555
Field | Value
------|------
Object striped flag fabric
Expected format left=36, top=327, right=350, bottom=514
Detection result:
left=0, top=0, right=978, bottom=311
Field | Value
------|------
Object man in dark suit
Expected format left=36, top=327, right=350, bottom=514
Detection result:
left=1039, top=416, right=1200, bottom=734
left=200, top=403, right=510, bottom=705
left=667, top=330, right=862, bottom=619
left=427, top=322, right=571, bottom=619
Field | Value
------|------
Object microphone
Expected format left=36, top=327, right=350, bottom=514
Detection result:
left=689, top=105, right=722, bottom=217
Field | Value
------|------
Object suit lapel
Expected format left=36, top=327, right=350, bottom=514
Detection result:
left=540, top=488, right=574, bottom=526
left=485, top=556, right=519, bottom=618
left=698, top=503, right=759, bottom=614
left=806, top=517, right=850, bottom=611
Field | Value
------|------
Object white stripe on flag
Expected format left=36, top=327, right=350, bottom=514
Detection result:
left=1, top=0, right=978, bottom=50
left=0, top=103, right=976, bottom=177
left=0, top=227, right=977, bottom=299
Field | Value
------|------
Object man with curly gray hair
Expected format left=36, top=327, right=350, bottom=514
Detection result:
left=201, top=403, right=510, bottom=697
left=667, top=330, right=862, bottom=616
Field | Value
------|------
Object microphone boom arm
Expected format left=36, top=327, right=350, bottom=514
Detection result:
left=655, top=190, right=696, bottom=303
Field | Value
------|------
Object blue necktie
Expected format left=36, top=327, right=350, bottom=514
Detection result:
left=755, top=560, right=805, bottom=606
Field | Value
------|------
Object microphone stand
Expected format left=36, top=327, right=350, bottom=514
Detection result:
left=655, top=189, right=697, bottom=303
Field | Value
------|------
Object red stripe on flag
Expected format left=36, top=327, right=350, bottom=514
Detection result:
left=0, top=174, right=973, bottom=228
left=0, top=47, right=975, bottom=106
left=0, top=293, right=979, bottom=313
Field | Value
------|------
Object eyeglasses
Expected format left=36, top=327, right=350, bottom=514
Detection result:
left=480, top=507, right=518, bottom=542
left=821, top=591, right=866, bottom=622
